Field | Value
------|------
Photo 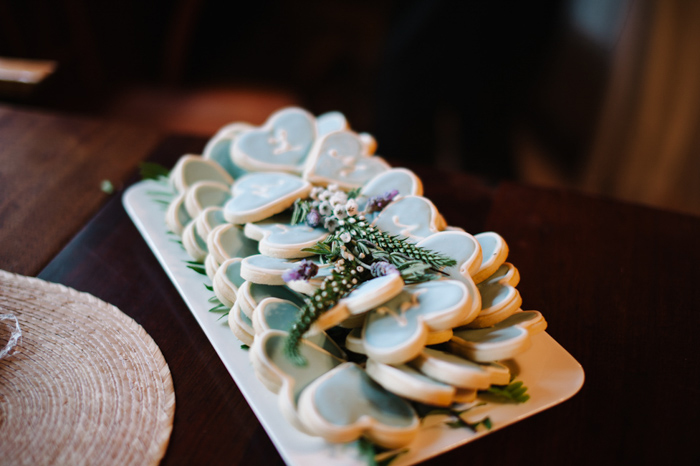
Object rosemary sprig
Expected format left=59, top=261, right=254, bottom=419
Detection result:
left=283, top=185, right=457, bottom=365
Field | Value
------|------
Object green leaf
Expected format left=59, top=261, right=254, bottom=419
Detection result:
left=204, top=284, right=214, bottom=291
left=209, top=303, right=228, bottom=313
left=482, top=380, right=531, bottom=403
left=356, top=438, right=407, bottom=466
left=140, top=162, right=170, bottom=180
left=186, top=264, right=207, bottom=275
left=240, top=344, right=250, bottom=350
left=346, top=187, right=362, bottom=199
left=100, top=179, right=114, bottom=194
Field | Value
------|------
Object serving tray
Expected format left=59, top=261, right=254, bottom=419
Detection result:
left=124, top=179, right=584, bottom=465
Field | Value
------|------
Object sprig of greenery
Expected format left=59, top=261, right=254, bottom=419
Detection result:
left=418, top=402, right=493, bottom=432
left=184, top=260, right=206, bottom=275
left=285, top=214, right=456, bottom=364
left=357, top=438, right=408, bottom=466
left=140, top=162, right=170, bottom=181
left=481, top=380, right=530, bottom=403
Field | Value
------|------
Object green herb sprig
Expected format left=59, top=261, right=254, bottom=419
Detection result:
left=481, top=379, right=530, bottom=403
left=283, top=186, right=456, bottom=365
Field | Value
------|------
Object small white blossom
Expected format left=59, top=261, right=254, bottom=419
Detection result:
left=330, top=191, right=348, bottom=207
left=345, top=199, right=359, bottom=216
left=340, top=232, right=352, bottom=243
left=319, top=201, right=332, bottom=216
left=310, top=187, right=324, bottom=200
left=334, top=204, right=348, bottom=219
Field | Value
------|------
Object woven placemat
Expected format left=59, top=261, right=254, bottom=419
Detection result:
left=0, top=270, right=175, bottom=465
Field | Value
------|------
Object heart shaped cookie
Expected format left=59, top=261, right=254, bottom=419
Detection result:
left=244, top=212, right=328, bottom=259
left=303, top=130, right=390, bottom=190
left=449, top=310, right=547, bottom=362
left=372, top=195, right=446, bottom=243
left=223, top=172, right=312, bottom=224
left=232, top=107, right=316, bottom=174
left=297, top=362, right=419, bottom=448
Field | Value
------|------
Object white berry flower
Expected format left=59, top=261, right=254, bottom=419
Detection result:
left=333, top=204, right=348, bottom=219
left=319, top=201, right=332, bottom=216
left=345, top=198, right=359, bottom=216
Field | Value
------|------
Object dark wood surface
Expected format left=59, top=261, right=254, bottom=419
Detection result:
left=0, top=104, right=161, bottom=276
left=2, top=106, right=698, bottom=464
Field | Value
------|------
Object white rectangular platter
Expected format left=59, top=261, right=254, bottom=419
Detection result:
left=124, top=179, right=584, bottom=465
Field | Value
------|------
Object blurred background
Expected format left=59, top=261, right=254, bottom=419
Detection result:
left=1, top=0, right=699, bottom=216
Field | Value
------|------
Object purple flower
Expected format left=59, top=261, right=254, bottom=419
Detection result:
left=370, top=261, right=399, bottom=277
left=282, top=259, right=319, bottom=282
left=306, top=209, right=321, bottom=228
left=366, top=189, right=400, bottom=213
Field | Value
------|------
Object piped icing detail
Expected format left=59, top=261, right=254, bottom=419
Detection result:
left=303, top=130, right=390, bottom=190
left=232, top=107, right=316, bottom=174
left=362, top=280, right=473, bottom=365
left=223, top=172, right=312, bottom=224
left=372, top=195, right=445, bottom=243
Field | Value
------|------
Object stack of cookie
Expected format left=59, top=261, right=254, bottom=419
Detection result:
left=162, top=107, right=547, bottom=450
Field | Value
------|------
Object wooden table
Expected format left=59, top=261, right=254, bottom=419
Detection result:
left=1, top=104, right=698, bottom=465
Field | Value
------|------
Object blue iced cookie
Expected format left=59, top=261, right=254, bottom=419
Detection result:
left=297, top=362, right=419, bottom=448
left=249, top=329, right=345, bottom=434
left=372, top=195, right=446, bottom=243
left=223, top=172, right=312, bottom=224
left=232, top=107, right=316, bottom=174
left=362, top=280, right=474, bottom=365
left=449, top=310, right=547, bottom=362
left=303, top=130, right=390, bottom=190
left=244, top=212, right=328, bottom=259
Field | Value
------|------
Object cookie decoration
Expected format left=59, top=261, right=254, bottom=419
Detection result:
left=232, top=107, right=316, bottom=174
left=223, top=172, right=312, bottom=224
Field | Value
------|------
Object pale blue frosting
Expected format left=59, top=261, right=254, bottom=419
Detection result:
left=249, top=284, right=306, bottom=308
left=262, top=333, right=343, bottom=403
left=313, top=364, right=416, bottom=427
left=191, top=183, right=231, bottom=210
left=257, top=300, right=345, bottom=359
left=218, top=225, right=259, bottom=259
left=452, top=311, right=539, bottom=344
left=417, top=231, right=479, bottom=283
left=477, top=233, right=499, bottom=265
left=316, top=111, right=348, bottom=136
left=224, top=260, right=246, bottom=288
left=249, top=215, right=328, bottom=246
left=245, top=254, right=294, bottom=271
left=204, top=138, right=249, bottom=179
left=305, top=131, right=389, bottom=188
left=360, top=168, right=421, bottom=206
left=364, top=281, right=466, bottom=349
left=234, top=108, right=316, bottom=171
left=225, top=172, right=308, bottom=215
left=372, top=196, right=439, bottom=243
